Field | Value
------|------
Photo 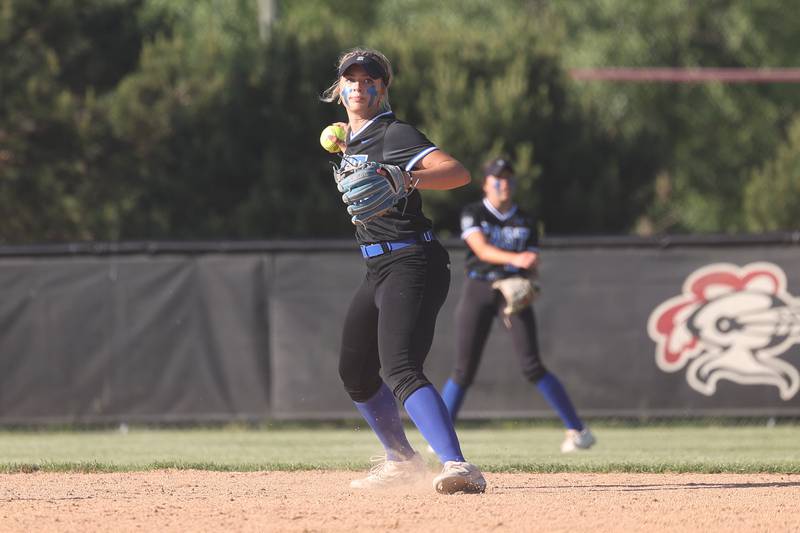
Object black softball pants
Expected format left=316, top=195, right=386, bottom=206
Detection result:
left=451, top=276, right=547, bottom=387
left=339, top=241, right=451, bottom=404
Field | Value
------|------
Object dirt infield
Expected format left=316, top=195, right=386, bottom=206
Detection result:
left=1, top=471, right=798, bottom=532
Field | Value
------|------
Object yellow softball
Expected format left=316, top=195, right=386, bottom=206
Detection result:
left=320, top=124, right=346, bottom=153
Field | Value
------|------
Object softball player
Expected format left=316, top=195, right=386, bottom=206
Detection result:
left=321, top=48, right=486, bottom=493
left=440, top=157, right=595, bottom=453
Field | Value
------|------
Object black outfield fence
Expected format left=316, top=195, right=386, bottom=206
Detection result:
left=1, top=233, right=799, bottom=424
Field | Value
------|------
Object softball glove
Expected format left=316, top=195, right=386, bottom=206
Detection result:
left=334, top=161, right=409, bottom=225
left=492, top=277, right=540, bottom=327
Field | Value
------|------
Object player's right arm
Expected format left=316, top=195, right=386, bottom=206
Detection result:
left=463, top=231, right=538, bottom=269
left=332, top=122, right=349, bottom=152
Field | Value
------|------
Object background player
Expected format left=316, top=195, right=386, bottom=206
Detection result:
left=439, top=157, right=596, bottom=453
left=320, top=48, right=486, bottom=493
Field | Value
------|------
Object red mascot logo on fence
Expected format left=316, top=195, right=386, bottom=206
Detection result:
left=647, top=262, right=800, bottom=400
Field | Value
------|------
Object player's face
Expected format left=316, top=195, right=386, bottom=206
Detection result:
left=339, top=65, right=385, bottom=113
left=483, top=173, right=515, bottom=204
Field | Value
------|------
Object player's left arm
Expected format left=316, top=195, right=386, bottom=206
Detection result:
left=382, top=122, right=469, bottom=190
left=408, top=149, right=470, bottom=190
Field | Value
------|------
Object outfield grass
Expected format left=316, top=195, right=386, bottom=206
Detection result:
left=1, top=423, right=799, bottom=473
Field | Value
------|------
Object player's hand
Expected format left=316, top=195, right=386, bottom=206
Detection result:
left=375, top=164, right=409, bottom=192
left=510, top=251, right=538, bottom=270
left=331, top=122, right=348, bottom=152
left=376, top=168, right=413, bottom=190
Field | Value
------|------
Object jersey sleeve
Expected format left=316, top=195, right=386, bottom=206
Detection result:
left=460, top=204, right=483, bottom=240
left=382, top=122, right=438, bottom=170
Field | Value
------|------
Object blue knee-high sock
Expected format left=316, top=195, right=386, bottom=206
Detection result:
left=404, top=385, right=465, bottom=463
left=354, top=383, right=416, bottom=461
left=536, top=372, right=583, bottom=431
left=441, top=379, right=467, bottom=422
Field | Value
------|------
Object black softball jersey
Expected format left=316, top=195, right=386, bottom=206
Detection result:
left=341, top=111, right=438, bottom=245
left=460, top=199, right=539, bottom=279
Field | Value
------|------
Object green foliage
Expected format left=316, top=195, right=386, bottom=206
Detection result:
left=743, top=114, right=800, bottom=231
left=365, top=4, right=551, bottom=229
left=0, top=0, right=144, bottom=242
left=105, top=0, right=264, bottom=237
left=554, top=0, right=800, bottom=234
left=3, top=0, right=800, bottom=242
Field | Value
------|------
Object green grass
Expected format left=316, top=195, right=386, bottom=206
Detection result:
left=1, top=423, right=799, bottom=474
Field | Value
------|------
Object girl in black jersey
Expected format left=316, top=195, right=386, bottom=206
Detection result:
left=440, top=157, right=596, bottom=453
left=321, top=48, right=485, bottom=494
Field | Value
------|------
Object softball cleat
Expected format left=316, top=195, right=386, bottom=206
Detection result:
left=433, top=461, right=486, bottom=494
left=349, top=452, right=427, bottom=489
left=561, top=428, right=596, bottom=453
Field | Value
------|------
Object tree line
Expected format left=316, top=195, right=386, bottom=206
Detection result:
left=1, top=0, right=799, bottom=244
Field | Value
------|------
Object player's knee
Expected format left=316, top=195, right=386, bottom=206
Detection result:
left=525, top=364, right=548, bottom=384
left=386, top=372, right=431, bottom=404
left=342, top=377, right=383, bottom=403
left=338, top=359, right=383, bottom=402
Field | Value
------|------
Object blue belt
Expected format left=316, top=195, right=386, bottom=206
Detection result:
left=360, top=231, right=435, bottom=259
left=468, top=271, right=503, bottom=281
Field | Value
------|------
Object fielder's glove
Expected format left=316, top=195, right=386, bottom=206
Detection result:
left=492, top=277, right=540, bottom=327
left=334, top=161, right=409, bottom=225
